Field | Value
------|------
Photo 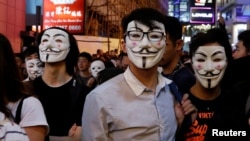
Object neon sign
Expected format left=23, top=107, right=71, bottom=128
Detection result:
left=190, top=7, right=215, bottom=24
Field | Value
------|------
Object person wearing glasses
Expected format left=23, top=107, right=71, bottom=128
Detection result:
left=82, top=8, right=197, bottom=141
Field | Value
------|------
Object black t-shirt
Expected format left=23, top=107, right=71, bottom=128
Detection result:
left=32, top=76, right=89, bottom=136
left=184, top=94, right=226, bottom=140
left=77, top=74, right=97, bottom=91
left=177, top=92, right=250, bottom=141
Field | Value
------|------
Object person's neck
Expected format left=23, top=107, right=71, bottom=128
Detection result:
left=42, top=62, right=72, bottom=87
left=129, top=64, right=158, bottom=92
left=190, top=81, right=221, bottom=100
left=78, top=70, right=92, bottom=78
left=162, top=56, right=181, bottom=75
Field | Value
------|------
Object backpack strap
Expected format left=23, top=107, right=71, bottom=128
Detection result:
left=14, top=96, right=30, bottom=124
left=168, top=81, right=183, bottom=103
left=70, top=75, right=91, bottom=126
left=70, top=74, right=91, bottom=104
left=70, top=75, right=84, bottom=106
left=168, top=82, right=192, bottom=129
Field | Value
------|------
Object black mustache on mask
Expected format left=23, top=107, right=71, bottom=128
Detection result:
left=131, top=48, right=159, bottom=54
left=199, top=71, right=220, bottom=77
left=40, top=47, right=61, bottom=53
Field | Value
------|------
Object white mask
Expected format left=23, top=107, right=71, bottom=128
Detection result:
left=192, top=46, right=227, bottom=88
left=90, top=60, right=105, bottom=78
left=25, top=58, right=44, bottom=80
left=39, top=29, right=70, bottom=62
left=125, top=21, right=166, bottom=69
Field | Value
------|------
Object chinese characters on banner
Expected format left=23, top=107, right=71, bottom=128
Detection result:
left=43, top=0, right=85, bottom=34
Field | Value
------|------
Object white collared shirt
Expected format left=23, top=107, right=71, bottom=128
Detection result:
left=82, top=67, right=177, bottom=141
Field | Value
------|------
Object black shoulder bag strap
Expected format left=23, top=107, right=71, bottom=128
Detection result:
left=70, top=75, right=91, bottom=105
left=168, top=81, right=183, bottom=102
left=15, top=96, right=30, bottom=124
left=70, top=77, right=83, bottom=106
left=168, top=82, right=192, bottom=127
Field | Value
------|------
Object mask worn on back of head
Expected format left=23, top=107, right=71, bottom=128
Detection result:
left=90, top=60, right=105, bottom=78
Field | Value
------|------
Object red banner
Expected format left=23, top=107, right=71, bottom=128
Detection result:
left=43, top=0, right=85, bottom=34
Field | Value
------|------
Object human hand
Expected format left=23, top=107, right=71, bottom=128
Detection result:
left=68, top=123, right=81, bottom=141
left=175, top=94, right=197, bottom=126
left=86, top=77, right=95, bottom=87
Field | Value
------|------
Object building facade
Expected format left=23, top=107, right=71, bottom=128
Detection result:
left=0, top=0, right=26, bottom=53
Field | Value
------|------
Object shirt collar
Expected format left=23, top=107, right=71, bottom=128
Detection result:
left=124, top=67, right=172, bottom=96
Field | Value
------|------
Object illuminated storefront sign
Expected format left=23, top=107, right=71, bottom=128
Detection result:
left=236, top=4, right=250, bottom=18
left=194, top=0, right=207, bottom=6
left=190, top=0, right=215, bottom=7
left=43, top=0, right=85, bottom=34
left=190, top=7, right=215, bottom=24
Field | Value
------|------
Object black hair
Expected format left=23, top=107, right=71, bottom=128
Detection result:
left=14, top=53, right=24, bottom=63
left=165, top=16, right=182, bottom=43
left=97, top=49, right=103, bottom=54
left=22, top=45, right=39, bottom=58
left=189, top=28, right=233, bottom=62
left=36, top=27, right=80, bottom=75
left=98, top=68, right=124, bottom=84
left=0, top=33, right=30, bottom=119
left=104, top=61, right=115, bottom=68
left=118, top=52, right=128, bottom=61
left=78, top=52, right=92, bottom=62
left=238, top=30, right=250, bottom=53
left=121, top=7, right=167, bottom=40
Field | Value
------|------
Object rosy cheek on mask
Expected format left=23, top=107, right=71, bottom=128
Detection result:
left=157, top=42, right=161, bottom=46
left=197, top=64, right=202, bottom=70
left=132, top=42, right=137, bottom=46
left=216, top=65, right=221, bottom=69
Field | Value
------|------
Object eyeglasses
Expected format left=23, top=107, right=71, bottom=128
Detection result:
left=125, top=30, right=165, bottom=42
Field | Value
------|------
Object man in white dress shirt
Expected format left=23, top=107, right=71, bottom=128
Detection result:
left=82, top=7, right=196, bottom=141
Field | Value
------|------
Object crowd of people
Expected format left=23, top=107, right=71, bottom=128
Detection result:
left=0, top=7, right=250, bottom=141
